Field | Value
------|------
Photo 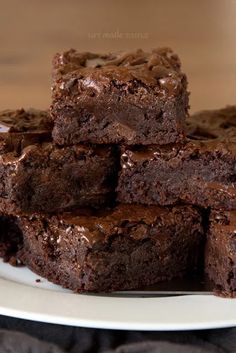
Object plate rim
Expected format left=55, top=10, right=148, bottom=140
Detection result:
left=0, top=272, right=236, bottom=331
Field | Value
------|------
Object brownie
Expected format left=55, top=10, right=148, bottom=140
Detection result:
left=51, top=48, right=188, bottom=146
left=205, top=210, right=236, bottom=297
left=117, top=106, right=236, bottom=209
left=0, top=215, right=23, bottom=265
left=18, top=204, right=203, bottom=292
left=0, top=108, right=53, bottom=151
left=0, top=109, right=118, bottom=214
left=0, top=108, right=52, bottom=132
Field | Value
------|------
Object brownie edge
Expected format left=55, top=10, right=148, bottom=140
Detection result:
left=0, top=143, right=119, bottom=214
left=0, top=215, right=23, bottom=265
left=205, top=210, right=236, bottom=297
left=0, top=109, right=119, bottom=214
left=117, top=106, right=236, bottom=210
left=19, top=204, right=203, bottom=292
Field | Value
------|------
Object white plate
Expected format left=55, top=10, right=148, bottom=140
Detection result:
left=0, top=259, right=235, bottom=331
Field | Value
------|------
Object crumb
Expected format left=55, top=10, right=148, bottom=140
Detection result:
left=8, top=256, right=17, bottom=266
left=8, top=256, right=24, bottom=267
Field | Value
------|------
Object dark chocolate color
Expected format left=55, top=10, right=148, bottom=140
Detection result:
left=0, top=108, right=52, bottom=153
left=19, top=204, right=203, bottom=292
left=205, top=210, right=236, bottom=297
left=117, top=106, right=236, bottom=210
left=0, top=215, right=23, bottom=264
left=187, top=105, right=236, bottom=141
left=0, top=108, right=53, bottom=133
left=0, top=109, right=118, bottom=214
left=51, top=48, right=188, bottom=146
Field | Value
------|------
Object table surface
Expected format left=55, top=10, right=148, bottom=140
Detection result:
left=1, top=0, right=236, bottom=113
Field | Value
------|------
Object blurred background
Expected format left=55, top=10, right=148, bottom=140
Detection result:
left=1, top=0, right=236, bottom=112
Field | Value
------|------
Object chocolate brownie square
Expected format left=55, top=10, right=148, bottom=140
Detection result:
left=117, top=106, right=236, bottom=209
left=51, top=48, right=188, bottom=146
left=18, top=204, right=203, bottom=292
left=205, top=210, right=236, bottom=297
left=0, top=109, right=118, bottom=214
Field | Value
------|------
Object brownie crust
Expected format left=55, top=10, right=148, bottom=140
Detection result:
left=117, top=106, right=236, bottom=210
left=19, top=204, right=203, bottom=292
left=205, top=210, right=236, bottom=297
left=51, top=48, right=188, bottom=146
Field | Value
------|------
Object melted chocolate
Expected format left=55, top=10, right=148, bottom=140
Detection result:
left=213, top=209, right=236, bottom=230
left=61, top=204, right=184, bottom=245
left=53, top=48, right=185, bottom=97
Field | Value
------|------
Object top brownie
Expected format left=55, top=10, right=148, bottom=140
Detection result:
left=51, top=48, right=188, bottom=145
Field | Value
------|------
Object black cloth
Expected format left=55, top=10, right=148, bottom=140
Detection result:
left=0, top=315, right=235, bottom=353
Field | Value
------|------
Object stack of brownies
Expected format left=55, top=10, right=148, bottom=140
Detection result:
left=0, top=48, right=235, bottom=296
